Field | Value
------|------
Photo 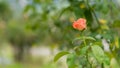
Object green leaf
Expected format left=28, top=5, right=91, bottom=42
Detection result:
left=24, top=5, right=35, bottom=13
left=72, top=36, right=96, bottom=43
left=54, top=51, right=70, bottom=62
left=67, top=53, right=78, bottom=68
left=24, top=5, right=31, bottom=13
left=84, top=37, right=96, bottom=41
left=110, top=58, right=120, bottom=68
left=112, top=20, right=120, bottom=27
left=92, top=45, right=104, bottom=63
left=79, top=46, right=90, bottom=55
left=91, top=45, right=110, bottom=64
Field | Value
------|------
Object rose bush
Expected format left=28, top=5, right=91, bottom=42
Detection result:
left=54, top=18, right=117, bottom=68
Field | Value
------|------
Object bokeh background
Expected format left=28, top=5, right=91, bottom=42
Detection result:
left=0, top=0, right=120, bottom=68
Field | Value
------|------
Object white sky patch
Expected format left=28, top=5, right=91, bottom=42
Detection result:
left=19, top=0, right=27, bottom=8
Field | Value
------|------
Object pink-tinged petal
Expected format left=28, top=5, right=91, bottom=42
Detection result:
left=72, top=18, right=87, bottom=30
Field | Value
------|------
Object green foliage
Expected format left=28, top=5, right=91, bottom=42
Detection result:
left=73, top=36, right=96, bottom=43
left=79, top=46, right=90, bottom=55
left=54, top=51, right=70, bottom=62
left=0, top=1, right=11, bottom=20
left=67, top=53, right=78, bottom=68
left=91, top=45, right=110, bottom=65
left=110, top=58, right=120, bottom=68
left=112, top=20, right=120, bottom=27
left=1, top=0, right=120, bottom=67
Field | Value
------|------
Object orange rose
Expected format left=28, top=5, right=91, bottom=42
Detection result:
left=73, top=18, right=87, bottom=30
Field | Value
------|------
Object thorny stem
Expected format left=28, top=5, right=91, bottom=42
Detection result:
left=84, top=39, right=92, bottom=68
left=83, top=30, right=92, bottom=68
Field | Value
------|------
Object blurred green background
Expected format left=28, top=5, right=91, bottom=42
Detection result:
left=0, top=0, right=120, bottom=68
